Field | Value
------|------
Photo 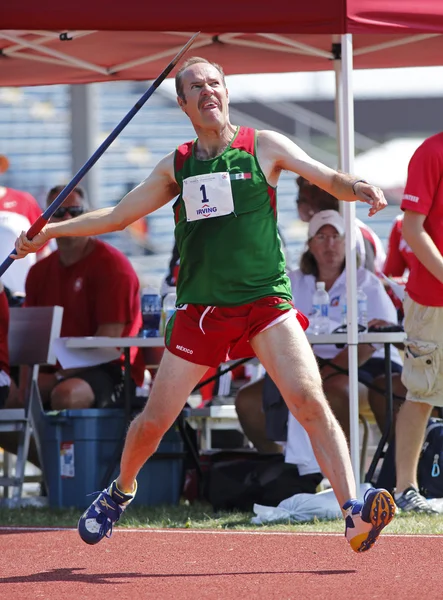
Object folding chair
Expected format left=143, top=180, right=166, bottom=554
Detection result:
left=0, top=305, right=63, bottom=505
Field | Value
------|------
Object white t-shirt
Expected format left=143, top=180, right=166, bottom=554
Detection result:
left=288, top=266, right=402, bottom=365
left=0, top=216, right=36, bottom=294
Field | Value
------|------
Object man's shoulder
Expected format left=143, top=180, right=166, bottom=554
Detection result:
left=91, top=239, right=137, bottom=274
left=421, top=132, right=443, bottom=148
left=92, top=238, right=129, bottom=260
left=410, top=133, right=443, bottom=162
left=176, top=140, right=194, bottom=156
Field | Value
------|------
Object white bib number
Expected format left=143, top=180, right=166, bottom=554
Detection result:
left=183, top=172, right=234, bottom=222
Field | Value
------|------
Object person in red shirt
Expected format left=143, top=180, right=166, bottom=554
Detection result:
left=382, top=214, right=417, bottom=320
left=22, top=184, right=144, bottom=410
left=393, top=133, right=443, bottom=514
left=0, top=280, right=11, bottom=408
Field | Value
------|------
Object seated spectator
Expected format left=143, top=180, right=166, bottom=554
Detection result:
left=17, top=184, right=145, bottom=411
left=296, top=175, right=386, bottom=274
left=236, top=210, right=405, bottom=449
left=0, top=157, right=51, bottom=295
left=0, top=280, right=11, bottom=408
left=290, top=209, right=404, bottom=439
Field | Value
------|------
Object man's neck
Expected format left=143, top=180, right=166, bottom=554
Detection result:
left=194, top=122, right=237, bottom=160
left=57, top=237, right=94, bottom=267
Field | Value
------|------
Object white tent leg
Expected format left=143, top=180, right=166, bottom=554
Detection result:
left=336, top=34, right=361, bottom=486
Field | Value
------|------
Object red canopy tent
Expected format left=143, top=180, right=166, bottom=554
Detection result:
left=2, top=0, right=443, bottom=480
left=1, top=0, right=443, bottom=85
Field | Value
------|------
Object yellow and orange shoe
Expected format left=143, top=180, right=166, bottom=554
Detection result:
left=343, top=488, right=396, bottom=553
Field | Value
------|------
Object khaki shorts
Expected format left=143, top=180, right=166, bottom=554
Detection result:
left=402, top=295, right=443, bottom=406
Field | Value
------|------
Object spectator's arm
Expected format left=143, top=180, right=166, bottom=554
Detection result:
left=383, top=220, right=408, bottom=278
left=403, top=210, right=443, bottom=284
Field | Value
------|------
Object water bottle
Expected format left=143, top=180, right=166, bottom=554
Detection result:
left=160, top=291, right=177, bottom=335
left=357, top=288, right=368, bottom=331
left=140, top=289, right=162, bottom=337
left=311, top=281, right=330, bottom=335
left=340, top=294, right=347, bottom=326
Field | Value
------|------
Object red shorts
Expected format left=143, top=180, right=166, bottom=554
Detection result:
left=165, top=296, right=309, bottom=367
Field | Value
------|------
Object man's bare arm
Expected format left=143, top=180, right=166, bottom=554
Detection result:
left=13, top=152, right=179, bottom=258
left=403, top=210, right=443, bottom=283
left=257, top=130, right=387, bottom=215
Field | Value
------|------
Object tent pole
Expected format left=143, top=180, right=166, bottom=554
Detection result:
left=70, top=84, right=99, bottom=209
left=337, top=34, right=360, bottom=487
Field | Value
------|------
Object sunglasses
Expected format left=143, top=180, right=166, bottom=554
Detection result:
left=52, top=206, right=84, bottom=219
left=312, top=233, right=344, bottom=244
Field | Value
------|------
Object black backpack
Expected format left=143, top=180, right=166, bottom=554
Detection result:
left=418, top=418, right=443, bottom=499
left=203, top=451, right=322, bottom=512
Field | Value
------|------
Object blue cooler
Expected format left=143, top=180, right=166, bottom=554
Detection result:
left=37, top=408, right=184, bottom=509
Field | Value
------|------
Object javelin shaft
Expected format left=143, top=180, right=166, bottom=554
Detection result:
left=0, top=32, right=199, bottom=277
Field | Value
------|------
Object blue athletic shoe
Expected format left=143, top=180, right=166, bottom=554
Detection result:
left=78, top=480, right=136, bottom=545
left=343, top=487, right=396, bottom=553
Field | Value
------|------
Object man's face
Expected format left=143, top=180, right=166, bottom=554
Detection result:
left=48, top=191, right=84, bottom=222
left=48, top=190, right=87, bottom=253
left=177, top=63, right=229, bottom=128
left=308, top=224, right=345, bottom=270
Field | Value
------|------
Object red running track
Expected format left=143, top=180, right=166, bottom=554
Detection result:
left=0, top=528, right=442, bottom=599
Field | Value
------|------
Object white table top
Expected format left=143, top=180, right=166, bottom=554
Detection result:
left=65, top=336, right=166, bottom=348
left=64, top=331, right=406, bottom=349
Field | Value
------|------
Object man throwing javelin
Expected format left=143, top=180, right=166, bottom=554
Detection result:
left=13, top=57, right=395, bottom=553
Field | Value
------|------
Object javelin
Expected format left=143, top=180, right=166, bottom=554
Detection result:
left=0, top=31, right=200, bottom=277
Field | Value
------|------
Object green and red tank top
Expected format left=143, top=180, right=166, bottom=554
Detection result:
left=173, top=126, right=291, bottom=306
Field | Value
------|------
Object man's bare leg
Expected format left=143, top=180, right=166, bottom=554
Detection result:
left=251, top=314, right=396, bottom=553
left=250, top=315, right=356, bottom=506
left=78, top=349, right=209, bottom=545
left=395, top=400, right=432, bottom=493
left=117, top=349, right=208, bottom=492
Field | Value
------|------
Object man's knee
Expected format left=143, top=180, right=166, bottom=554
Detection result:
left=398, top=399, right=433, bottom=421
left=50, top=379, right=95, bottom=410
left=291, top=384, right=330, bottom=424
left=136, top=408, right=174, bottom=443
